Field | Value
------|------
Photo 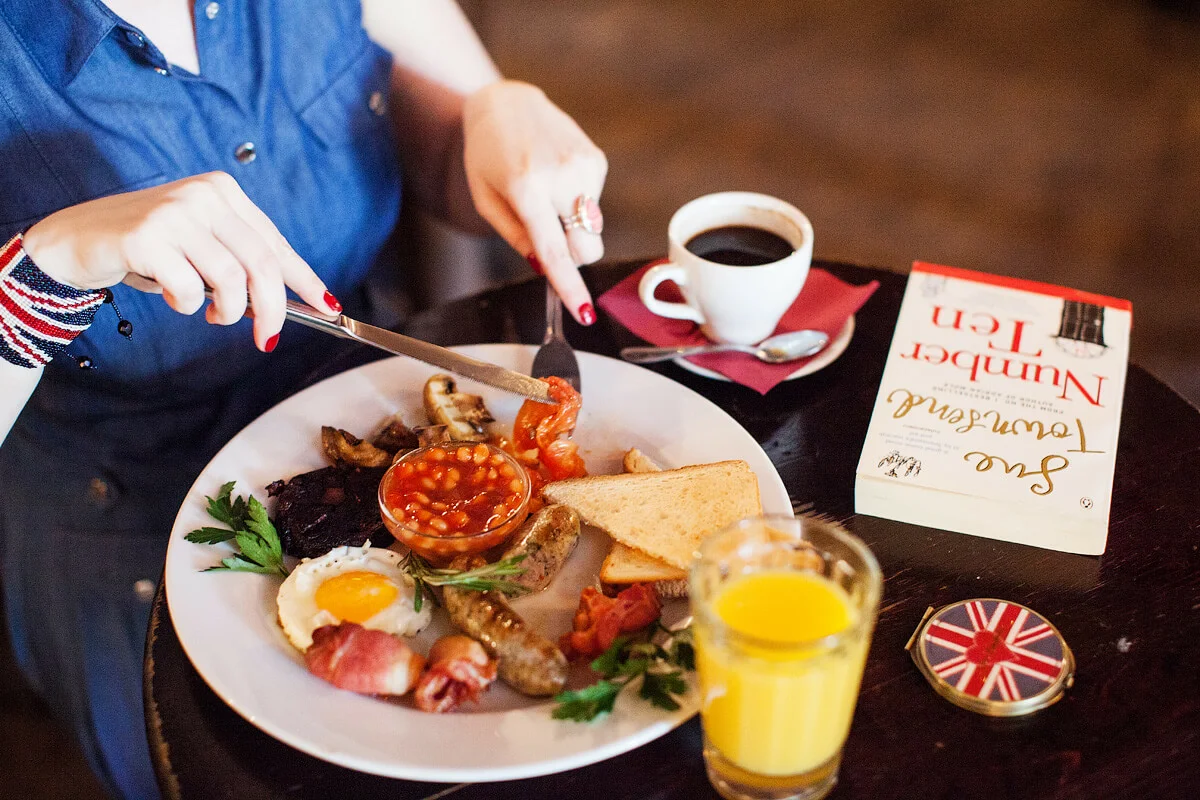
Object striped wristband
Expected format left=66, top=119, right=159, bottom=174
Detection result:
left=0, top=233, right=106, bottom=368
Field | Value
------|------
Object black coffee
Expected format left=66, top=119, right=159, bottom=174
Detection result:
left=684, top=225, right=795, bottom=266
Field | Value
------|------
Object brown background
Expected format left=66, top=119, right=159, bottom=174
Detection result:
left=3, top=1, right=1197, bottom=796
left=466, top=0, right=1199, bottom=403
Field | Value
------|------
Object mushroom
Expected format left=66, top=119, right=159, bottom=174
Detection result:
left=422, top=374, right=494, bottom=442
left=413, top=424, right=454, bottom=448
left=320, top=426, right=393, bottom=468
left=372, top=413, right=420, bottom=454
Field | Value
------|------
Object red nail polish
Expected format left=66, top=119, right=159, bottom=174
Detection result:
left=526, top=254, right=544, bottom=275
left=264, top=333, right=279, bottom=353
left=578, top=303, right=596, bottom=326
left=323, top=291, right=342, bottom=312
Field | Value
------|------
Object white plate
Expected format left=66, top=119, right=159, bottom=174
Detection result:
left=673, top=316, right=856, bottom=382
left=165, top=343, right=790, bottom=783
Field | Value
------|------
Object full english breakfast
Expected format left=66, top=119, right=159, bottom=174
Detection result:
left=186, top=371, right=761, bottom=721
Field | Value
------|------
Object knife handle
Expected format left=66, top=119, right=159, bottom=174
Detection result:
left=283, top=298, right=350, bottom=338
left=201, top=288, right=349, bottom=339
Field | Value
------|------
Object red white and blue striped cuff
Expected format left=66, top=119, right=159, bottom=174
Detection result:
left=0, top=233, right=106, bottom=368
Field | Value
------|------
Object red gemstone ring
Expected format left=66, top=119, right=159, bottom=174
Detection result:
left=560, top=195, right=603, bottom=235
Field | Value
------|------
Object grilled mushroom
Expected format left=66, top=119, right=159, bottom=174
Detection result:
left=321, top=426, right=393, bottom=468
left=413, top=424, right=454, bottom=447
left=372, top=413, right=421, bottom=454
left=422, top=374, right=494, bottom=441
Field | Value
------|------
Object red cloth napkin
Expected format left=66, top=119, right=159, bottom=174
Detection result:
left=598, top=261, right=879, bottom=394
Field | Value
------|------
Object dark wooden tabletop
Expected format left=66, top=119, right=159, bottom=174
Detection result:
left=144, top=260, right=1200, bottom=800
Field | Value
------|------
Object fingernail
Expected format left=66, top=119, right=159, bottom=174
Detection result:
left=264, top=333, right=279, bottom=353
left=526, top=254, right=544, bottom=275
left=323, top=291, right=342, bottom=313
left=578, top=303, right=596, bottom=326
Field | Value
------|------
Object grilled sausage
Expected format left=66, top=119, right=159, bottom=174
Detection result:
left=444, top=555, right=569, bottom=696
left=500, top=504, right=580, bottom=592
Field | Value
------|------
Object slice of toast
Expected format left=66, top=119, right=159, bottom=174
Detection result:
left=602, top=542, right=689, bottom=599
left=621, top=446, right=663, bottom=475
left=543, top=458, right=762, bottom=571
left=602, top=448, right=688, bottom=599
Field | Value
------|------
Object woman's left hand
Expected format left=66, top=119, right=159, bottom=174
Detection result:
left=463, top=81, right=608, bottom=325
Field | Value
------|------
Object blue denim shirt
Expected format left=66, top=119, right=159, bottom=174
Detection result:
left=0, top=0, right=401, bottom=390
left=0, top=5, right=403, bottom=795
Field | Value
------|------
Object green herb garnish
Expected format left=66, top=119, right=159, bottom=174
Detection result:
left=185, top=481, right=289, bottom=576
left=400, top=551, right=529, bottom=612
left=552, top=622, right=694, bottom=722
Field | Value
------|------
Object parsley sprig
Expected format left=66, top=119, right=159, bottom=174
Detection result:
left=552, top=621, right=695, bottom=722
left=184, top=481, right=289, bottom=576
left=400, top=551, right=530, bottom=612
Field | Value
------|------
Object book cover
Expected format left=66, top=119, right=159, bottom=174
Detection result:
left=854, top=262, right=1132, bottom=555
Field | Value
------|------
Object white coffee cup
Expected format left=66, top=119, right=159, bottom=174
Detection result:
left=638, top=192, right=813, bottom=345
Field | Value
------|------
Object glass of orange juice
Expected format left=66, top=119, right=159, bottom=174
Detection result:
left=690, top=515, right=882, bottom=800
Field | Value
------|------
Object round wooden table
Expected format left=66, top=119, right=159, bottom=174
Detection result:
left=145, top=261, right=1200, bottom=799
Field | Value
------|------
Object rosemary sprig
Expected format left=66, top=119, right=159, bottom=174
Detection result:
left=185, top=481, right=289, bottom=576
left=552, top=621, right=694, bottom=722
left=400, top=551, right=529, bottom=612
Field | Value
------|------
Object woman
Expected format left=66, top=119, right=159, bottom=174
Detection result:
left=0, top=1, right=607, bottom=796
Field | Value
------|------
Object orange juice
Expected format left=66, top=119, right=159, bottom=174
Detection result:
left=694, top=570, right=871, bottom=777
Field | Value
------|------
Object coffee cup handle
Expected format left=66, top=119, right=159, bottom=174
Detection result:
left=638, top=262, right=705, bottom=324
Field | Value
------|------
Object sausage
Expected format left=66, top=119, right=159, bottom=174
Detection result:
left=500, top=504, right=580, bottom=592
left=444, top=555, right=569, bottom=696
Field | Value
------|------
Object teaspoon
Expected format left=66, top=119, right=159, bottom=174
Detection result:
left=620, top=329, right=830, bottom=365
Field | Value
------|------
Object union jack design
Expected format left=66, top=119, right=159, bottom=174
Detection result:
left=0, top=234, right=105, bottom=367
left=920, top=599, right=1067, bottom=703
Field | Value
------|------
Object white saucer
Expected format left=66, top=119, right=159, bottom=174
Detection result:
left=672, top=316, right=856, bottom=382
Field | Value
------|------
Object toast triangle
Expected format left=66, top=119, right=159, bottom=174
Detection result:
left=542, top=459, right=762, bottom=570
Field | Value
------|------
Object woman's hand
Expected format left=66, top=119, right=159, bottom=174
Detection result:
left=21, top=172, right=340, bottom=351
left=463, top=81, right=608, bottom=325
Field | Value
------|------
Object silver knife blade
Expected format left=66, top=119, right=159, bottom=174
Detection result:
left=333, top=315, right=556, bottom=404
left=203, top=290, right=556, bottom=404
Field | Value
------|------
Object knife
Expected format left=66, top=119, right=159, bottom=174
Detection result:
left=205, top=290, right=556, bottom=404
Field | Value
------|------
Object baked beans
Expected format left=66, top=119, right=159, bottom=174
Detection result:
left=379, top=443, right=531, bottom=559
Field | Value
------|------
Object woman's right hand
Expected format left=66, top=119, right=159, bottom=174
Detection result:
left=21, top=172, right=340, bottom=352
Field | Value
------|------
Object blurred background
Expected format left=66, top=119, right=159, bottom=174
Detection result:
left=4, top=1, right=1197, bottom=796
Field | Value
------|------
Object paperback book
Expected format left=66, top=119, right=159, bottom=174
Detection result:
left=855, top=262, right=1131, bottom=555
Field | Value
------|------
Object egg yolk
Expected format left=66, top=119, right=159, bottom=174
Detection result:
left=313, top=571, right=399, bottom=623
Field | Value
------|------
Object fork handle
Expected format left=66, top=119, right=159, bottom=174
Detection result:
left=544, top=279, right=562, bottom=343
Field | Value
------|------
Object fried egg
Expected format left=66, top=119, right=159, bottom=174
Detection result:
left=276, top=545, right=430, bottom=652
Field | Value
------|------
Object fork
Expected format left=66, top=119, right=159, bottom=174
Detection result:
left=530, top=279, right=582, bottom=392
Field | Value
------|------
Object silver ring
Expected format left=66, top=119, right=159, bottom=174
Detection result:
left=559, top=195, right=604, bottom=235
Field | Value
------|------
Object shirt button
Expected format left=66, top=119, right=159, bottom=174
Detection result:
left=87, top=477, right=112, bottom=505
left=234, top=142, right=257, bottom=164
left=86, top=476, right=121, bottom=509
left=368, top=91, right=387, bottom=116
left=205, top=2, right=221, bottom=19
left=133, top=579, right=156, bottom=603
left=125, top=29, right=146, bottom=47
left=154, top=67, right=169, bottom=76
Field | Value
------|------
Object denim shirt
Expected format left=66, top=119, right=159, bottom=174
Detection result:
left=0, top=0, right=404, bottom=544
left=0, top=0, right=402, bottom=393
left=1, top=8, right=404, bottom=794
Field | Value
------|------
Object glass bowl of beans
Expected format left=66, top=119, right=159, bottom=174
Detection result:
left=378, top=442, right=532, bottom=561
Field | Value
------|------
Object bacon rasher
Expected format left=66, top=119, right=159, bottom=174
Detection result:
left=413, top=635, right=498, bottom=713
left=305, top=622, right=425, bottom=696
